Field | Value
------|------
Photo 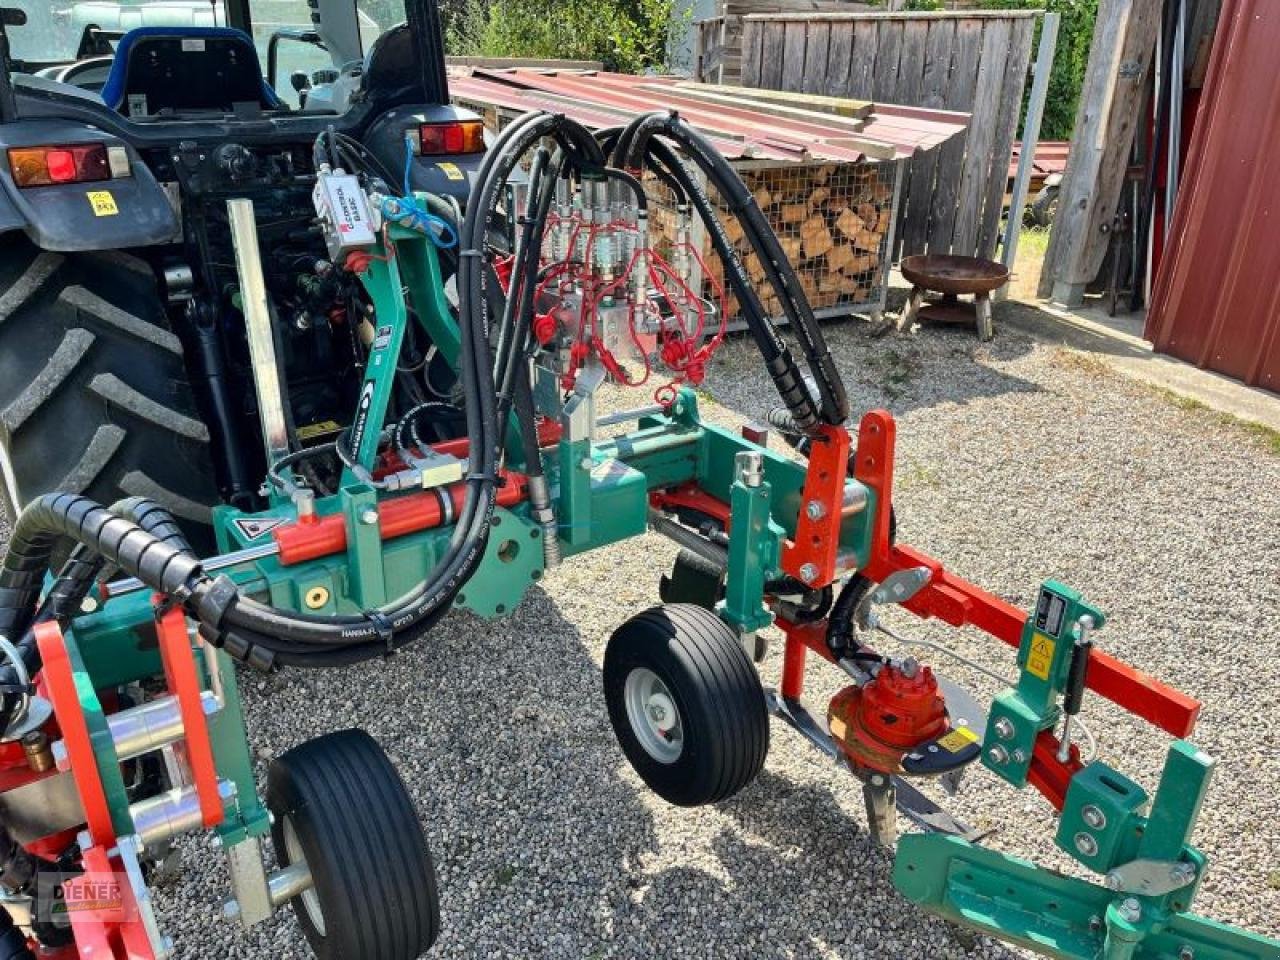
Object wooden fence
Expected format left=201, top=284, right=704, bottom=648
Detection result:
left=737, top=11, right=1037, bottom=260
left=693, top=2, right=876, bottom=85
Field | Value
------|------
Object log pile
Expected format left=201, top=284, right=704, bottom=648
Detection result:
left=647, top=161, right=895, bottom=319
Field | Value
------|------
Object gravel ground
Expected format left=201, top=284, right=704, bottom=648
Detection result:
left=4, top=309, right=1278, bottom=958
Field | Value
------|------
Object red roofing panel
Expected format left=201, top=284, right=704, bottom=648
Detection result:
left=1145, top=0, right=1280, bottom=393
left=447, top=68, right=967, bottom=164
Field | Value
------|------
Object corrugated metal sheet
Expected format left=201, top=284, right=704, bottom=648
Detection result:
left=448, top=68, right=967, bottom=164
left=1145, top=0, right=1280, bottom=394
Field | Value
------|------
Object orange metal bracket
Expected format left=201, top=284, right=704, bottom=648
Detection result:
left=153, top=603, right=224, bottom=830
left=35, top=621, right=117, bottom=850
left=782, top=423, right=851, bottom=588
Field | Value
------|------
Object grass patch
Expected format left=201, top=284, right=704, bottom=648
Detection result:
left=1053, top=348, right=1280, bottom=456
left=494, top=864, right=519, bottom=885
left=865, top=347, right=924, bottom=399
left=898, top=462, right=942, bottom=490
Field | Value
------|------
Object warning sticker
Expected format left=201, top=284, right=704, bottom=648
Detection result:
left=937, top=726, right=979, bottom=753
left=437, top=162, right=464, bottom=181
left=297, top=420, right=341, bottom=441
left=232, top=516, right=288, bottom=541
left=1027, top=632, right=1057, bottom=681
left=87, top=191, right=119, bottom=217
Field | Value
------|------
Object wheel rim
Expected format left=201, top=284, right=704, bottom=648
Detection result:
left=282, top=816, right=326, bottom=937
left=624, top=667, right=684, bottom=763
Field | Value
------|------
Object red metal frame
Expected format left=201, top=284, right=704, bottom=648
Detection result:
left=781, top=424, right=849, bottom=588
left=778, top=410, right=1202, bottom=810
left=35, top=621, right=116, bottom=850
left=35, top=622, right=158, bottom=958
left=153, top=603, right=224, bottom=830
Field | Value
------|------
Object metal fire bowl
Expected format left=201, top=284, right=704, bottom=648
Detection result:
left=900, top=254, right=1010, bottom=296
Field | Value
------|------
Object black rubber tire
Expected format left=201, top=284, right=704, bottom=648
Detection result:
left=1029, top=182, right=1059, bottom=228
left=266, top=729, right=440, bottom=960
left=604, top=604, right=768, bottom=807
left=0, top=235, right=218, bottom=550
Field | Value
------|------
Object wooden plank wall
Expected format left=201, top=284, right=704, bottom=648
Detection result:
left=739, top=12, right=1036, bottom=260
left=693, top=1, right=877, bottom=85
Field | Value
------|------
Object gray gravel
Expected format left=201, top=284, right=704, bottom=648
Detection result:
left=5, top=312, right=1279, bottom=958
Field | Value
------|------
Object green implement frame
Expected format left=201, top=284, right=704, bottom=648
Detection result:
left=72, top=225, right=1280, bottom=960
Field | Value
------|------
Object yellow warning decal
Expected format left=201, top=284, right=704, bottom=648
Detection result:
left=937, top=726, right=979, bottom=753
left=87, top=191, right=118, bottom=217
left=1027, top=631, right=1056, bottom=681
left=437, top=162, right=464, bottom=181
left=297, top=420, right=341, bottom=441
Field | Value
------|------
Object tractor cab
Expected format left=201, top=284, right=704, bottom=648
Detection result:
left=0, top=0, right=427, bottom=115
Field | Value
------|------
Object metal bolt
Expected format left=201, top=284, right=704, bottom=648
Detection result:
left=1105, top=871, right=1124, bottom=891
left=1117, top=898, right=1142, bottom=924
left=1170, top=862, right=1197, bottom=886
left=805, top=500, right=826, bottom=521
left=798, top=562, right=819, bottom=584
left=735, top=450, right=764, bottom=488
left=579, top=457, right=594, bottom=471
left=987, top=745, right=1009, bottom=765
left=1082, top=804, right=1107, bottom=829
left=1088, top=915, right=1103, bottom=933
left=993, top=717, right=1015, bottom=740
left=1011, top=749, right=1027, bottom=764
left=80, top=595, right=99, bottom=614
left=360, top=508, right=379, bottom=525
left=1074, top=832, right=1098, bottom=857
left=1178, top=946, right=1195, bottom=960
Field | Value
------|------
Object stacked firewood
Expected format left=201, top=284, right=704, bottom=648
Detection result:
left=647, top=161, right=895, bottom=318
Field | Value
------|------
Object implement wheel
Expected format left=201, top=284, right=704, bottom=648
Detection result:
left=266, top=729, right=440, bottom=959
left=0, top=237, right=217, bottom=546
left=604, top=604, right=768, bottom=807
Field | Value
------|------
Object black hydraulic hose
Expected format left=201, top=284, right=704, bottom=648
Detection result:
left=620, top=113, right=849, bottom=427
left=641, top=137, right=821, bottom=431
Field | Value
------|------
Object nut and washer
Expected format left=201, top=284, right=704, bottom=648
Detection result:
left=359, top=508, right=379, bottom=525
left=1081, top=804, right=1108, bottom=830
left=798, top=563, right=819, bottom=584
left=1074, top=832, right=1099, bottom=857
left=1117, top=898, right=1142, bottom=924
left=805, top=500, right=826, bottom=520
left=993, top=717, right=1016, bottom=741
left=987, top=745, right=1010, bottom=765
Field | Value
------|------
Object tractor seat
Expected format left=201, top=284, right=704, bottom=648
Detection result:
left=100, top=26, right=283, bottom=117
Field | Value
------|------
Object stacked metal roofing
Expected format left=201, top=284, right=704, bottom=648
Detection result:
left=448, top=68, right=968, bottom=164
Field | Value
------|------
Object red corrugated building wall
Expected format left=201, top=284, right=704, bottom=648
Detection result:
left=1145, top=0, right=1280, bottom=395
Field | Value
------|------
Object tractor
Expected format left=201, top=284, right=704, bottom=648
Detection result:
left=0, top=2, right=1275, bottom=960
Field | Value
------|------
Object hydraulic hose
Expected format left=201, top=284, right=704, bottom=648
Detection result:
left=638, top=137, right=822, bottom=431
left=615, top=113, right=850, bottom=429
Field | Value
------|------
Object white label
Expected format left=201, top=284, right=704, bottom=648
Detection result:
left=315, top=173, right=377, bottom=250
left=126, top=93, right=148, bottom=117
left=181, top=38, right=206, bottom=52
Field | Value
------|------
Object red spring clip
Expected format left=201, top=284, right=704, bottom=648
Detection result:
left=533, top=312, right=558, bottom=345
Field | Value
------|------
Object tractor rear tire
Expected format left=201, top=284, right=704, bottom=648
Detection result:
left=604, top=604, right=768, bottom=807
left=0, top=236, right=218, bottom=550
left=267, top=729, right=441, bottom=960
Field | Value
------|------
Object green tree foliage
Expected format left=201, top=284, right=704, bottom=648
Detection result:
left=449, top=0, right=684, bottom=73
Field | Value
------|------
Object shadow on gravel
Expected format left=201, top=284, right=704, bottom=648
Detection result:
left=705, top=312, right=1044, bottom=423
left=625, top=769, right=1025, bottom=960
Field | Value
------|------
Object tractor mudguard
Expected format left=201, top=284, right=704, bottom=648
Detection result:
left=0, top=118, right=177, bottom=252
left=364, top=103, right=488, bottom=205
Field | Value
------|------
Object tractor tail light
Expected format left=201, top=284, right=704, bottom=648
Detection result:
left=8, top=144, right=131, bottom=188
left=413, top=120, right=485, bottom=156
